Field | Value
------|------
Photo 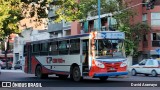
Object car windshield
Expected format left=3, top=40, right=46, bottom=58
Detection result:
left=139, top=59, right=147, bottom=65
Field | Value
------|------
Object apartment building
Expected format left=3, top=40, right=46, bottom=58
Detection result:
left=47, top=0, right=160, bottom=65
left=139, top=0, right=160, bottom=60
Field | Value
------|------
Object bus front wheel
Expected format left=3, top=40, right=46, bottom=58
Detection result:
left=35, top=65, right=48, bottom=79
left=70, top=66, right=82, bottom=82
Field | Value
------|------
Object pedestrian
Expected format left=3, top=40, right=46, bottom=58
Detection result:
left=0, top=63, right=1, bottom=74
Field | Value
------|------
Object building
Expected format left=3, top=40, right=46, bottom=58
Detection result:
left=13, top=29, right=50, bottom=69
left=47, top=0, right=160, bottom=65
left=48, top=3, right=71, bottom=38
left=12, top=2, right=49, bottom=68
left=0, top=33, right=17, bottom=62
left=127, top=0, right=160, bottom=64
left=47, top=0, right=115, bottom=37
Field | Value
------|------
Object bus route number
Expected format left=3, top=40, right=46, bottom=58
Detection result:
left=101, top=32, right=107, bottom=38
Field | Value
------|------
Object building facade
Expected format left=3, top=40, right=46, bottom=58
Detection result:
left=130, top=0, right=160, bottom=63
left=13, top=29, right=50, bottom=68
left=47, top=0, right=160, bottom=65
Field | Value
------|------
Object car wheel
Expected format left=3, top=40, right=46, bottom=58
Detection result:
left=151, top=70, right=157, bottom=77
left=20, top=66, right=22, bottom=70
left=131, top=69, right=137, bottom=76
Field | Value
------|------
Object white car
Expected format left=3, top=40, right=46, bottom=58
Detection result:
left=130, top=59, right=160, bottom=77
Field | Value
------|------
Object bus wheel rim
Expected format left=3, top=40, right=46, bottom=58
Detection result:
left=73, top=68, right=80, bottom=81
left=37, top=67, right=41, bottom=77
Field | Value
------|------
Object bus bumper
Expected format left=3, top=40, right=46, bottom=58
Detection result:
left=93, top=72, right=128, bottom=78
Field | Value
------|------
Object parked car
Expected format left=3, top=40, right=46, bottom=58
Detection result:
left=14, top=61, right=22, bottom=70
left=0, top=59, right=12, bottom=69
left=130, top=59, right=160, bottom=77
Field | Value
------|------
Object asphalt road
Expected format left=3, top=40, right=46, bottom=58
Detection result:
left=0, top=70, right=160, bottom=90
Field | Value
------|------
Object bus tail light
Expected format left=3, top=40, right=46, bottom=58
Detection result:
left=120, top=60, right=127, bottom=67
left=95, top=61, right=105, bottom=68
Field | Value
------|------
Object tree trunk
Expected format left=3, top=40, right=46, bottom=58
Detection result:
left=5, top=36, right=10, bottom=69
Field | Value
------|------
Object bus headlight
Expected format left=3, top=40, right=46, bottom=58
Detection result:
left=95, top=60, right=105, bottom=68
left=120, top=60, right=127, bottom=67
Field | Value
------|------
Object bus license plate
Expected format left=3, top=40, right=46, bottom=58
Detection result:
left=110, top=68, right=115, bottom=70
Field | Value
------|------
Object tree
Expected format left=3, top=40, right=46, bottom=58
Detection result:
left=0, top=0, right=50, bottom=69
left=0, top=0, right=23, bottom=69
left=55, top=0, right=121, bottom=22
left=20, top=0, right=51, bottom=18
left=53, top=0, right=150, bottom=56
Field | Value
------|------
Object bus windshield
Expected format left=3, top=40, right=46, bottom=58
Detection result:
left=94, top=39, right=125, bottom=58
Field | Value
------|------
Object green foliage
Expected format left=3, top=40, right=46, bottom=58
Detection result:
left=53, top=0, right=150, bottom=56
left=17, top=0, right=150, bottom=57
left=54, top=0, right=122, bottom=22
left=0, top=0, right=23, bottom=40
left=118, top=23, right=150, bottom=56
left=21, top=0, right=50, bottom=18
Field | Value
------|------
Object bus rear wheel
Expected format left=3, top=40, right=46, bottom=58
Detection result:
left=35, top=65, right=48, bottom=79
left=70, top=66, right=82, bottom=82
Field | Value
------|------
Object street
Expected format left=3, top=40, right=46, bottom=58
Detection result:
left=0, top=70, right=160, bottom=82
left=0, top=69, right=160, bottom=90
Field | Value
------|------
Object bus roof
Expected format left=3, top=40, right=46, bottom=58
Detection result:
left=26, top=31, right=125, bottom=44
left=26, top=33, right=89, bottom=44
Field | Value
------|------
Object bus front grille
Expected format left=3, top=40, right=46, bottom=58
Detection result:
left=105, top=63, right=120, bottom=72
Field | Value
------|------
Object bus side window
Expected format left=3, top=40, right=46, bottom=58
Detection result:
left=59, top=40, right=69, bottom=55
left=32, top=44, right=40, bottom=55
left=70, top=39, right=80, bottom=54
left=40, top=43, right=48, bottom=55
left=49, top=41, right=58, bottom=55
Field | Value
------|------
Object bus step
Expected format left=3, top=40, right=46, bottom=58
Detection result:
left=83, top=72, right=89, bottom=76
left=84, top=68, right=89, bottom=71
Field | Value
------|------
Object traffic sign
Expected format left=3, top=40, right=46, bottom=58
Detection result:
left=156, top=49, right=160, bottom=55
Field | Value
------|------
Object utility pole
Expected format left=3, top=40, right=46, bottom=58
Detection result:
left=98, top=0, right=101, bottom=31
left=97, top=0, right=101, bottom=56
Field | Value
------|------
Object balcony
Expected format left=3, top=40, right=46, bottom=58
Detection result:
left=152, top=40, right=160, bottom=47
left=48, top=22, right=63, bottom=32
left=48, top=10, right=56, bottom=18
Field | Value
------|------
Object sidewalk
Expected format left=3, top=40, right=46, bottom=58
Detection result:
left=1, top=69, right=24, bottom=73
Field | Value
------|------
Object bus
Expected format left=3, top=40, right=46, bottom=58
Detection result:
left=23, top=31, right=128, bottom=81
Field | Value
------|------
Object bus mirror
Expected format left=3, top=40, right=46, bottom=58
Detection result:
left=67, top=44, right=70, bottom=48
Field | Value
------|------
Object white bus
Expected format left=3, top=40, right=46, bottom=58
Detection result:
left=23, top=31, right=128, bottom=81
